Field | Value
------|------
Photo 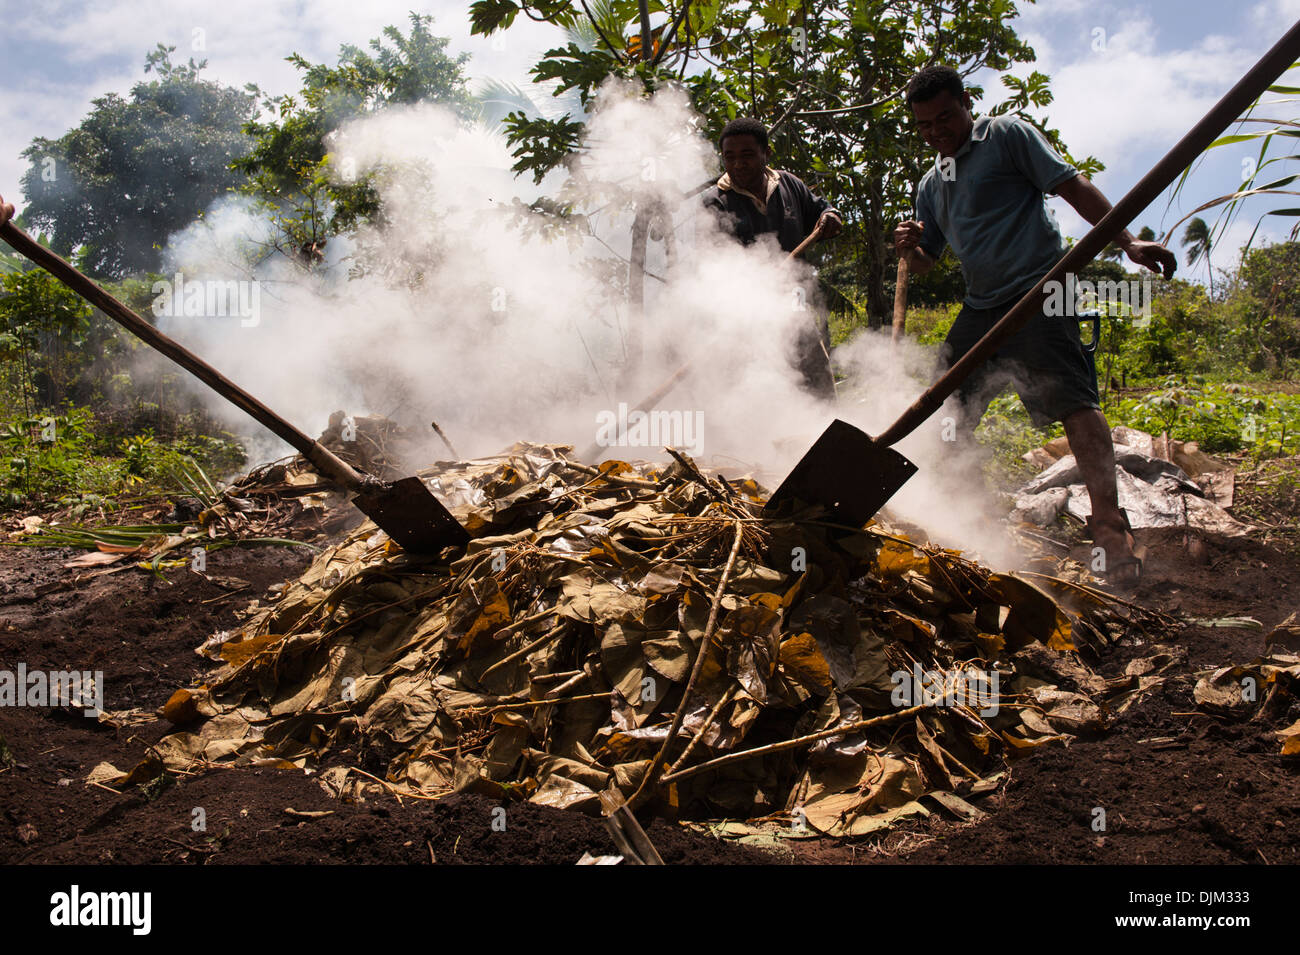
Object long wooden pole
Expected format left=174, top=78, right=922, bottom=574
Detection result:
left=0, top=219, right=366, bottom=491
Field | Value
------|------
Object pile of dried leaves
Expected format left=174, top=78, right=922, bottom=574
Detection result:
left=127, top=442, right=1176, bottom=836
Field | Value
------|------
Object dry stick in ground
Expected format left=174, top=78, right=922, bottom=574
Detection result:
left=629, top=521, right=746, bottom=808
left=344, top=766, right=404, bottom=806
left=658, top=703, right=933, bottom=786
left=578, top=364, right=693, bottom=461
left=164, top=837, right=217, bottom=855
left=345, top=765, right=445, bottom=802
left=430, top=421, right=460, bottom=459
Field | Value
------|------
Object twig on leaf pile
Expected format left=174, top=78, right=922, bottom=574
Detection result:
left=477, top=620, right=565, bottom=681
left=658, top=704, right=934, bottom=786
left=666, top=683, right=740, bottom=776
left=1019, top=570, right=1174, bottom=621
left=659, top=668, right=991, bottom=788
left=630, top=520, right=745, bottom=808
left=665, top=447, right=732, bottom=505
left=559, top=459, right=664, bottom=490
left=483, top=691, right=609, bottom=714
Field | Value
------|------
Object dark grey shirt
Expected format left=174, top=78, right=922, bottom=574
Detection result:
left=703, top=169, right=836, bottom=253
left=915, top=115, right=1078, bottom=308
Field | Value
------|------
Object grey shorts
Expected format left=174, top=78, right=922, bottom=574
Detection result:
left=938, top=293, right=1100, bottom=429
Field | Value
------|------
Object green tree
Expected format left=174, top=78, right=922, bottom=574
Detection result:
left=0, top=268, right=97, bottom=410
left=470, top=0, right=1098, bottom=328
left=233, top=13, right=474, bottom=265
left=1236, top=240, right=1300, bottom=373
left=19, top=45, right=257, bottom=279
left=1240, top=240, right=1300, bottom=315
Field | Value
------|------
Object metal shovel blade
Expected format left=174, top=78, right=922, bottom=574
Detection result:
left=765, top=419, right=918, bottom=527
left=351, top=476, right=471, bottom=553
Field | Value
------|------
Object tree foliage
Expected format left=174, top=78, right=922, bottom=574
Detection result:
left=0, top=268, right=103, bottom=408
left=470, top=0, right=1101, bottom=325
left=233, top=13, right=474, bottom=263
left=1240, top=239, right=1300, bottom=317
left=19, top=45, right=257, bottom=279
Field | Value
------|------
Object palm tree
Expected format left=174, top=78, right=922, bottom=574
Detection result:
left=1102, top=226, right=1156, bottom=264
left=473, top=78, right=541, bottom=131
left=1182, top=217, right=1213, bottom=298
left=561, top=0, right=629, bottom=56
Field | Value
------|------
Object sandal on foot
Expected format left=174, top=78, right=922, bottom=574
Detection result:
left=1084, top=509, right=1146, bottom=586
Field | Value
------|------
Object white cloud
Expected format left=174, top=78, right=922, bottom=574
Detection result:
left=1017, top=13, right=1253, bottom=167
left=0, top=0, right=563, bottom=203
left=1252, top=0, right=1300, bottom=24
left=0, top=68, right=139, bottom=204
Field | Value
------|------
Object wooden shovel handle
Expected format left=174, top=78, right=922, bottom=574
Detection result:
left=786, top=217, right=828, bottom=261
left=0, top=219, right=364, bottom=491
left=891, top=258, right=909, bottom=343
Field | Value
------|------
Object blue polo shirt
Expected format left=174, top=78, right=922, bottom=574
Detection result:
left=915, top=115, right=1079, bottom=309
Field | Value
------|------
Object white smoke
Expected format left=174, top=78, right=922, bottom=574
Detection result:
left=157, top=78, right=1023, bottom=567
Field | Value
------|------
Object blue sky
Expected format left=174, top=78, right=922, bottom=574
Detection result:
left=1000, top=0, right=1300, bottom=280
left=1, top=0, right=1297, bottom=284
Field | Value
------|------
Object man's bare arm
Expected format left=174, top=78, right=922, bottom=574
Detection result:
left=1054, top=174, right=1177, bottom=278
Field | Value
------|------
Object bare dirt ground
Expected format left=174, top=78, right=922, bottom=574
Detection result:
left=0, top=541, right=763, bottom=864
left=889, top=525, right=1300, bottom=866
left=1, top=480, right=1297, bottom=866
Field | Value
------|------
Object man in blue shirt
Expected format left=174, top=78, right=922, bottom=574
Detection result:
left=894, top=66, right=1176, bottom=586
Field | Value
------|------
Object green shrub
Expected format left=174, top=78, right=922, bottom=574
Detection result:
left=1104, top=378, right=1298, bottom=457
left=959, top=380, right=1296, bottom=492
left=0, top=404, right=244, bottom=509
left=907, top=303, right=962, bottom=346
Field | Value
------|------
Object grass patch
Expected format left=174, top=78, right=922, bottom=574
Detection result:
left=0, top=404, right=245, bottom=510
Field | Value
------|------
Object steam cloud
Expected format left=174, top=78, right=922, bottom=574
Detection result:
left=158, top=79, right=1022, bottom=568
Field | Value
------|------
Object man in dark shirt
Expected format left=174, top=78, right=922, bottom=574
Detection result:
left=703, top=118, right=842, bottom=398
left=893, top=66, right=1176, bottom=586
